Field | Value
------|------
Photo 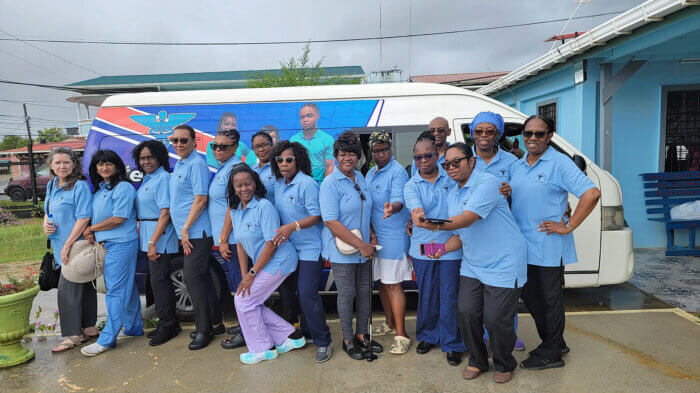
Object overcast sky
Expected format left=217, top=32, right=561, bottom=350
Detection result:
left=0, top=0, right=644, bottom=137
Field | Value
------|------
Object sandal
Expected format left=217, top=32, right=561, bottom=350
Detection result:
left=373, top=322, right=396, bottom=337
left=82, top=327, right=99, bottom=338
left=389, top=336, right=411, bottom=355
left=51, top=336, right=82, bottom=353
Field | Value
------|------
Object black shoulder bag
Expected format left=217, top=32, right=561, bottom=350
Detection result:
left=39, top=179, right=60, bottom=290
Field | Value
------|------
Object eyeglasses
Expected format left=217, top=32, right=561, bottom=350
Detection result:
left=371, top=147, right=391, bottom=155
left=211, top=143, right=235, bottom=151
left=522, top=130, right=552, bottom=139
left=169, top=137, right=190, bottom=145
left=413, top=152, right=437, bottom=162
left=441, top=156, right=468, bottom=170
left=253, top=142, right=271, bottom=150
left=353, top=183, right=366, bottom=201
left=275, top=156, right=295, bottom=164
left=474, top=129, right=497, bottom=137
left=429, top=127, right=448, bottom=134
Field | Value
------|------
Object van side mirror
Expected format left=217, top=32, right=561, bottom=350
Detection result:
left=573, top=155, right=586, bottom=172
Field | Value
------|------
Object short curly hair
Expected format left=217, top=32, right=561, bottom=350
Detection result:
left=333, top=131, right=362, bottom=158
left=270, top=141, right=312, bottom=180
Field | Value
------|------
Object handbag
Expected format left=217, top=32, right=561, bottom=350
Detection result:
left=38, top=179, right=60, bottom=291
left=334, top=229, right=363, bottom=255
left=62, top=240, right=106, bottom=284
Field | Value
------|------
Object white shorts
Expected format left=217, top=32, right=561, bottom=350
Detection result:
left=372, top=254, right=413, bottom=284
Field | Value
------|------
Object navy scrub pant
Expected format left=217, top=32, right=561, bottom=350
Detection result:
left=412, top=258, right=466, bottom=352
left=296, top=258, right=331, bottom=347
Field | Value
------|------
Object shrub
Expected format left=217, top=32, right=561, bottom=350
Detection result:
left=0, top=267, right=38, bottom=296
left=0, top=206, right=19, bottom=226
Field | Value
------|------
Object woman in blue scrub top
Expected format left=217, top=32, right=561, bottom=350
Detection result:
left=131, top=140, right=181, bottom=346
left=226, top=165, right=305, bottom=365
left=365, top=131, right=412, bottom=355
left=510, top=115, right=600, bottom=370
left=404, top=131, right=465, bottom=366
left=80, top=150, right=143, bottom=357
left=470, top=111, right=525, bottom=351
left=270, top=141, right=333, bottom=363
left=169, top=125, right=223, bottom=351
left=415, top=143, right=527, bottom=384
left=320, top=131, right=382, bottom=360
left=43, top=147, right=97, bottom=353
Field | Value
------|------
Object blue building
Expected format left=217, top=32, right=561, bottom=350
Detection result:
left=479, top=0, right=700, bottom=247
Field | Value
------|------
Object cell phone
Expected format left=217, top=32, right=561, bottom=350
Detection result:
left=419, top=242, right=447, bottom=256
left=419, top=217, right=452, bottom=224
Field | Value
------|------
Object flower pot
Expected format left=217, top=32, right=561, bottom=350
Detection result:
left=0, top=285, right=40, bottom=368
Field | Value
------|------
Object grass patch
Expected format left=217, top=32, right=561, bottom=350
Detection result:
left=0, top=200, right=35, bottom=208
left=0, top=218, right=46, bottom=264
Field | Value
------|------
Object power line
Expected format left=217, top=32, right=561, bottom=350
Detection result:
left=0, top=47, right=71, bottom=82
left=0, top=11, right=624, bottom=46
left=0, top=99, right=73, bottom=108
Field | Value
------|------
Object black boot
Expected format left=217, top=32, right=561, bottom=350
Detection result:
left=188, top=332, right=211, bottom=350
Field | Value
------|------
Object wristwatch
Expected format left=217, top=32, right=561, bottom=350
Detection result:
left=218, top=237, right=225, bottom=245
left=182, top=224, right=190, bottom=232
left=432, top=223, right=440, bottom=232
left=294, top=221, right=301, bottom=232
left=248, top=268, right=257, bottom=276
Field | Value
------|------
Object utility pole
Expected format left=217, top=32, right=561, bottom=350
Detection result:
left=23, top=103, right=38, bottom=206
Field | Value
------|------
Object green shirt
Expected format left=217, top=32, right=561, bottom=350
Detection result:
left=290, top=129, right=335, bottom=182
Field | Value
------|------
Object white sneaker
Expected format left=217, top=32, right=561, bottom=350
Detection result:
left=81, top=342, right=111, bottom=357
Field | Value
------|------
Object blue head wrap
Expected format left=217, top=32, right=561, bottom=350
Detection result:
left=469, top=111, right=504, bottom=140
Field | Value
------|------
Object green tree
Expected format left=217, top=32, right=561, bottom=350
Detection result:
left=0, top=135, right=29, bottom=151
left=245, top=43, right=361, bottom=88
left=37, top=127, right=67, bottom=143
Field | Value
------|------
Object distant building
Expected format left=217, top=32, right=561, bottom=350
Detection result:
left=410, top=71, right=509, bottom=91
left=480, top=0, right=700, bottom=247
left=0, top=138, right=86, bottom=178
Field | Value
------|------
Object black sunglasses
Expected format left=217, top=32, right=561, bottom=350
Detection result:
left=522, top=130, right=552, bottom=139
left=169, top=137, right=190, bottom=145
left=441, top=156, right=468, bottom=170
left=413, top=152, right=437, bottom=162
left=211, top=143, right=234, bottom=151
left=275, top=156, right=295, bottom=164
left=353, top=183, right=366, bottom=201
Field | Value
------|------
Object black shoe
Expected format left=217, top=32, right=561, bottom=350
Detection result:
left=190, top=324, right=225, bottom=339
left=343, top=338, right=365, bottom=360
left=227, top=324, right=241, bottom=335
left=520, top=354, right=565, bottom=370
left=416, top=341, right=434, bottom=354
left=561, top=346, right=570, bottom=355
left=149, top=325, right=179, bottom=346
left=446, top=351, right=462, bottom=366
left=146, top=327, right=159, bottom=339
left=147, top=324, right=180, bottom=339
left=188, top=332, right=211, bottom=350
left=357, top=334, right=383, bottom=353
left=220, top=333, right=246, bottom=349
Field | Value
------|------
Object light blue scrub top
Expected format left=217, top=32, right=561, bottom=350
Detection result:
left=290, top=129, right=334, bottom=182
left=208, top=155, right=242, bottom=246
left=273, top=172, right=323, bottom=261
left=319, top=167, right=373, bottom=264
left=44, top=179, right=92, bottom=267
left=230, top=197, right=298, bottom=275
left=473, top=146, right=518, bottom=182
left=404, top=170, right=462, bottom=260
left=251, top=161, right=275, bottom=202
left=365, top=158, right=410, bottom=260
left=448, top=171, right=527, bottom=288
left=136, top=166, right=179, bottom=253
left=170, top=152, right=212, bottom=239
left=510, top=146, right=596, bottom=267
left=92, top=181, right=138, bottom=243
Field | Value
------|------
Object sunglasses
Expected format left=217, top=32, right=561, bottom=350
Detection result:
left=275, top=156, right=295, bottom=164
left=413, top=152, right=437, bottom=162
left=371, top=146, right=391, bottom=155
left=474, top=129, right=497, bottom=137
left=169, top=137, right=190, bottom=145
left=429, top=127, right=448, bottom=134
left=353, top=183, right=366, bottom=201
left=211, top=143, right=234, bottom=151
left=522, top=130, right=552, bottom=139
left=441, top=156, right=468, bottom=170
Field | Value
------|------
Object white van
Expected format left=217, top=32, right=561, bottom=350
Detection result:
left=84, top=82, right=634, bottom=292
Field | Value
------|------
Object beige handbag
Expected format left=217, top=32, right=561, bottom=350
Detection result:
left=334, top=229, right=363, bottom=255
left=62, top=240, right=106, bottom=284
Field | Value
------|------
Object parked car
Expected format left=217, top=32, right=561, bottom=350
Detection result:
left=3, top=165, right=51, bottom=202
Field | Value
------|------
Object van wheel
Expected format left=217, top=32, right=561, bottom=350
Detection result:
left=168, top=257, right=195, bottom=322
left=9, top=187, right=27, bottom=202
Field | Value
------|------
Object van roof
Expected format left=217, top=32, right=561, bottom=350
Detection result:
left=101, top=82, right=515, bottom=110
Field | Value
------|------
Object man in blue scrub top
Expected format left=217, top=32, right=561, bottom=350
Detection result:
left=410, top=117, right=452, bottom=176
left=415, top=143, right=526, bottom=384
left=510, top=115, right=601, bottom=371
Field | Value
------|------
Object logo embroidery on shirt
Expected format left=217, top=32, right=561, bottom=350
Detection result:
left=245, top=222, right=254, bottom=232
left=176, top=173, right=185, bottom=182
left=499, top=169, right=507, bottom=177
left=443, top=186, right=449, bottom=192
left=536, top=173, right=546, bottom=182
left=287, top=195, right=295, bottom=204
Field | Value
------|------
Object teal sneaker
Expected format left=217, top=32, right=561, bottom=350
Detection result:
left=276, top=337, right=306, bottom=353
left=239, top=349, right=278, bottom=364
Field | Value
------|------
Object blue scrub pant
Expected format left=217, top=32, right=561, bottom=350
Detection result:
left=412, top=258, right=466, bottom=352
left=297, top=259, right=331, bottom=347
left=97, top=239, right=143, bottom=347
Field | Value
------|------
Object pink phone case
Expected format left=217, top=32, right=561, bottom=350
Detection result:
left=420, top=243, right=447, bottom=256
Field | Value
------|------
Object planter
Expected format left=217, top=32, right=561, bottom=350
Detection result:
left=0, top=285, right=40, bottom=368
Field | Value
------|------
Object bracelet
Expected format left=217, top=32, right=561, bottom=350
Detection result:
left=148, top=241, right=156, bottom=245
left=432, top=223, right=440, bottom=232
left=566, top=223, right=576, bottom=232
left=218, top=237, right=225, bottom=245
left=294, top=221, right=301, bottom=232
left=182, top=224, right=190, bottom=232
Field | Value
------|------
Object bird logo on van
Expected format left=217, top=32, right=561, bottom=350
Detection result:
left=130, top=111, right=196, bottom=145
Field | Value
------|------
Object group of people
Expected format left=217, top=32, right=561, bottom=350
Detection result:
left=43, top=106, right=600, bottom=384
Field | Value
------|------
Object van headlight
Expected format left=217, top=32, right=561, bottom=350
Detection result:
left=602, top=206, right=625, bottom=230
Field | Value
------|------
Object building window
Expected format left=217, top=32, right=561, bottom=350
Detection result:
left=665, top=89, right=699, bottom=172
left=537, top=100, right=557, bottom=132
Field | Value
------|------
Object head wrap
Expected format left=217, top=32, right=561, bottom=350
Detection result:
left=469, top=111, right=504, bottom=140
left=368, top=130, right=392, bottom=149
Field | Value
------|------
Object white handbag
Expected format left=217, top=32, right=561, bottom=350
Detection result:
left=334, top=229, right=363, bottom=255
